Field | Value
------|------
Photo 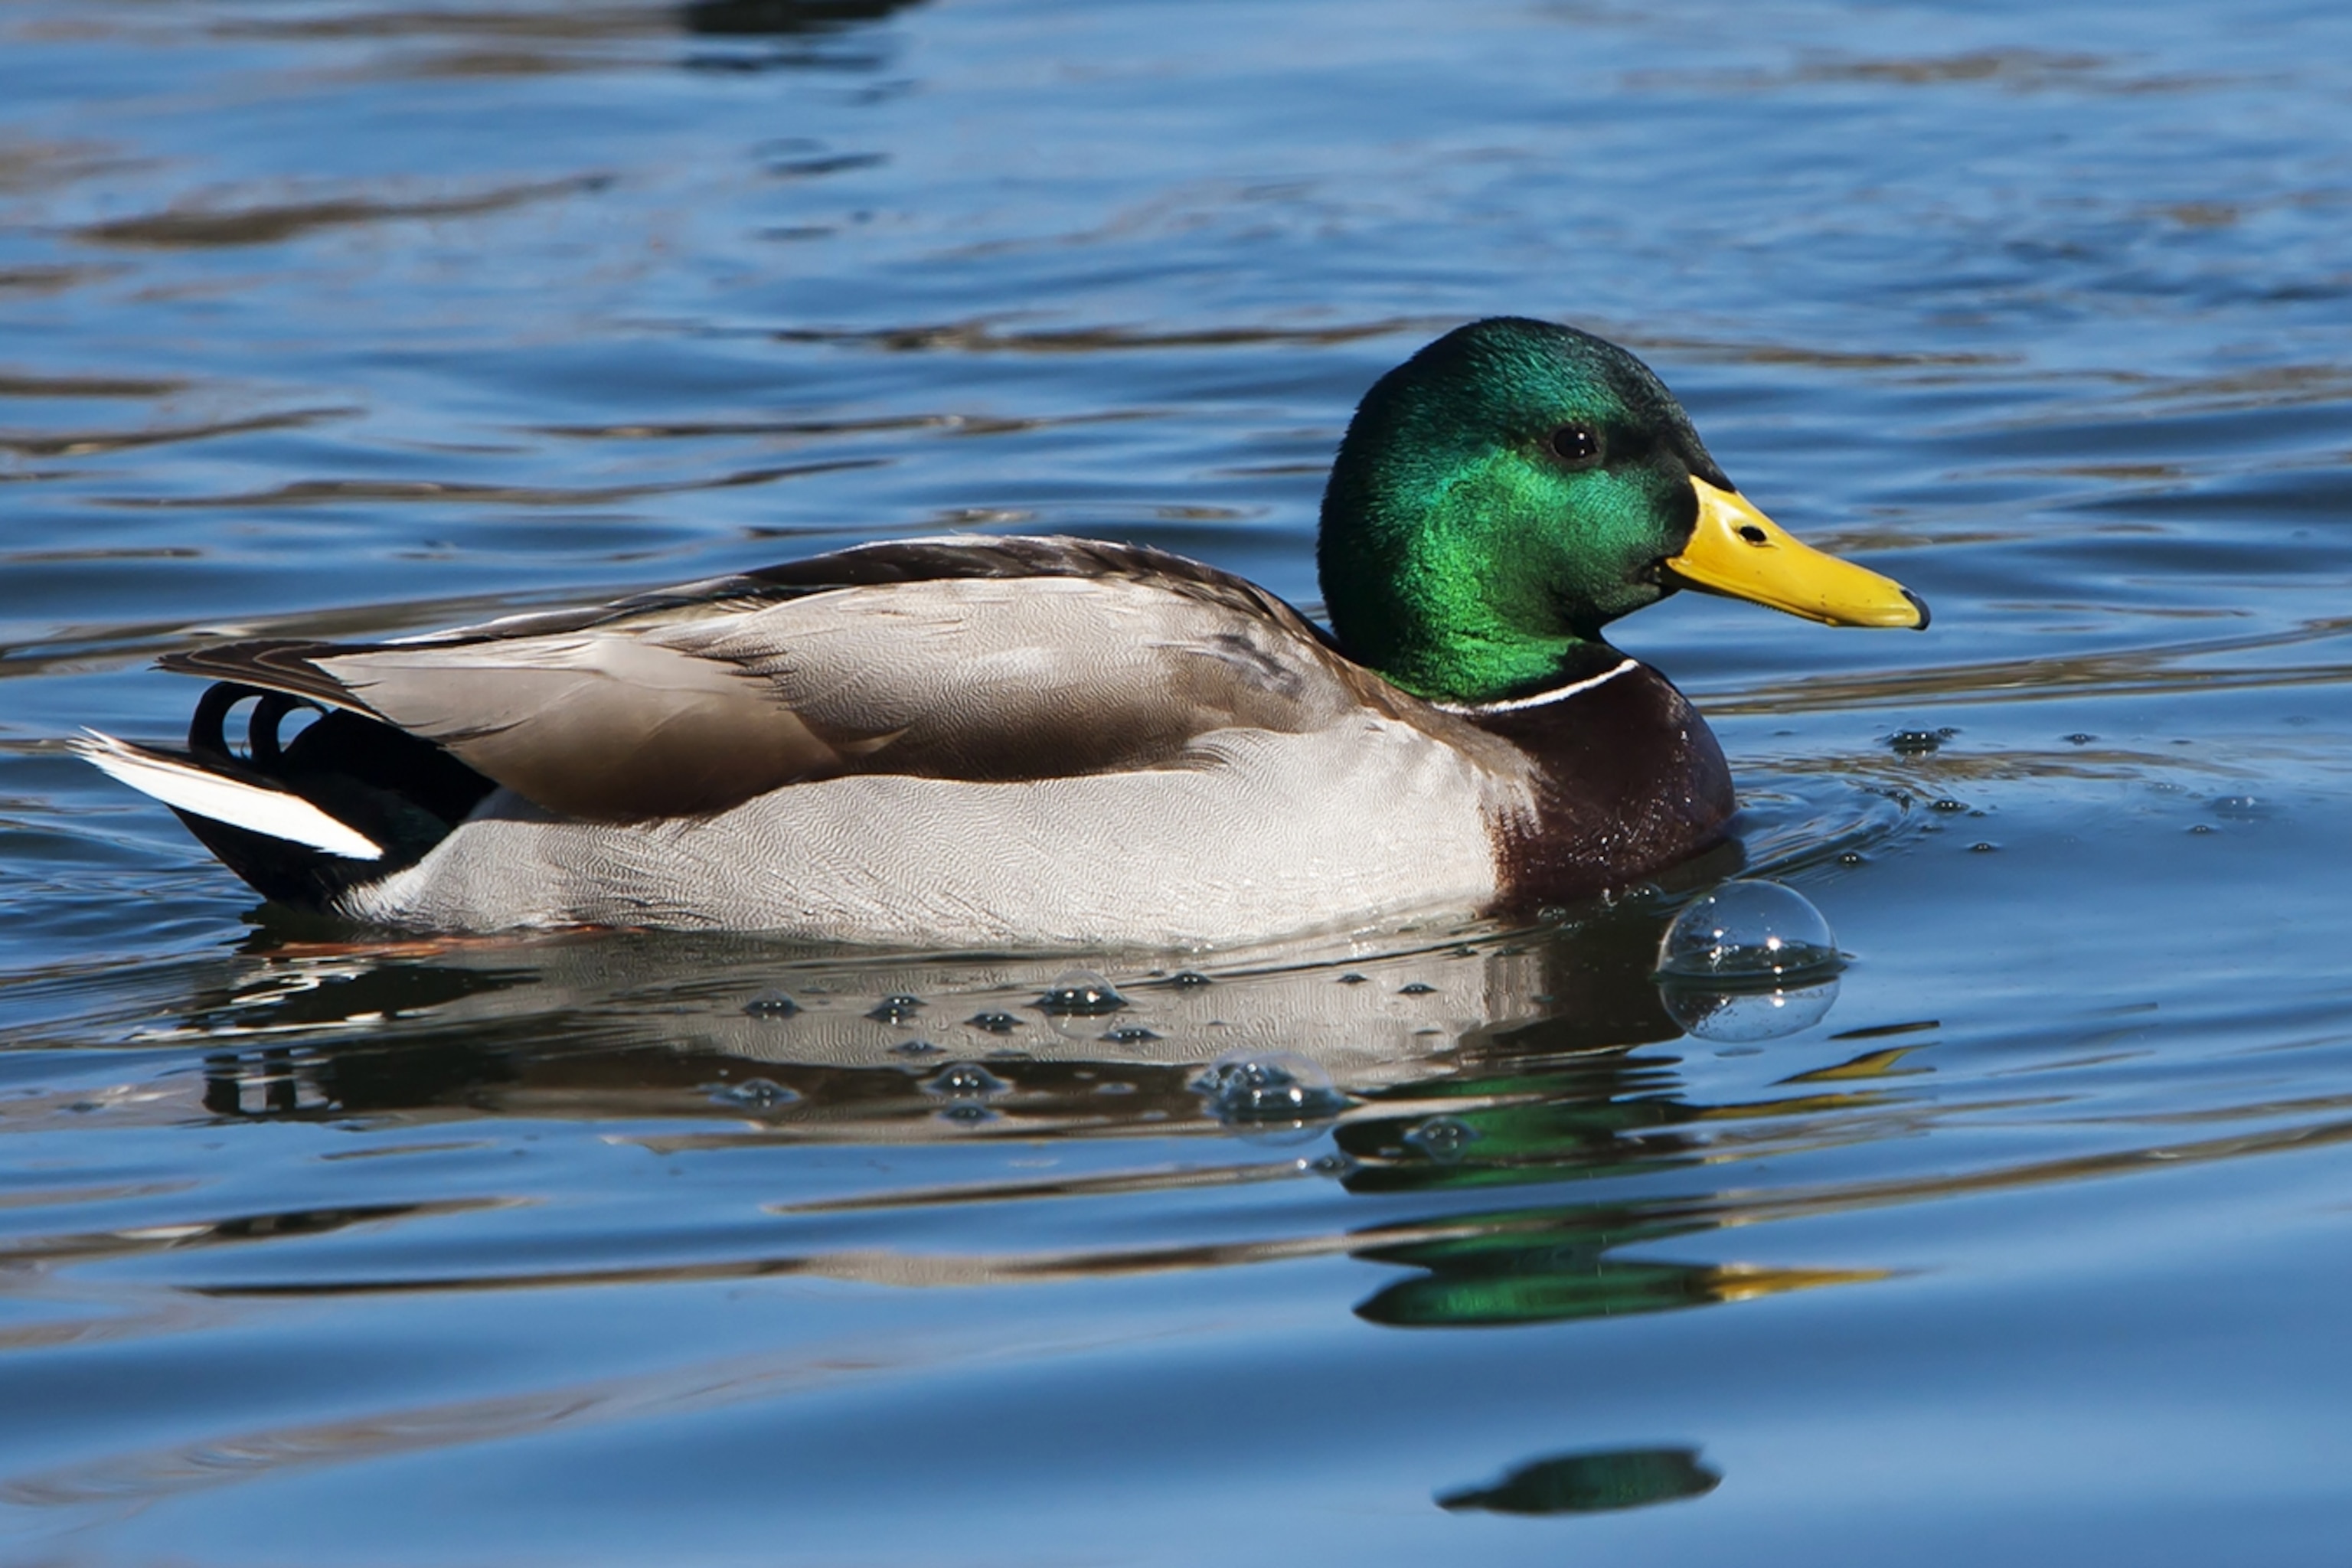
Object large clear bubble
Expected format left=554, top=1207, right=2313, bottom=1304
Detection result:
left=1656, top=880, right=1841, bottom=984
left=1660, top=978, right=1841, bottom=1043
left=1655, top=880, right=1844, bottom=1043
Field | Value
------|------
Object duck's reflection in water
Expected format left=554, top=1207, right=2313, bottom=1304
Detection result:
left=169, top=884, right=1872, bottom=1324
left=123, top=891, right=1896, bottom=1517
left=681, top=0, right=923, bottom=33
left=1439, top=1446, right=1722, bottom=1516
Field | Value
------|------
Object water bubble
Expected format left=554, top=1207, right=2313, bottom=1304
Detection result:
left=1838, top=851, right=1866, bottom=867
left=1655, top=880, right=1841, bottom=986
left=966, top=1010, right=1022, bottom=1034
left=1337, top=972, right=1370, bottom=985
left=937, top=1101, right=996, bottom=1126
left=2189, top=823, right=2214, bottom=836
left=1931, top=798, right=1966, bottom=813
left=867, top=993, right=925, bottom=1024
left=924, top=1063, right=1009, bottom=1100
left=1102, top=1024, right=1162, bottom=1044
left=1655, top=882, right=1845, bottom=1043
left=1969, top=841, right=1998, bottom=853
left=742, top=989, right=799, bottom=1019
left=1304, top=1151, right=1359, bottom=1179
left=710, top=1076, right=797, bottom=1108
left=1036, top=970, right=1126, bottom=1014
left=1190, top=1050, right=1349, bottom=1128
left=1398, top=982, right=1438, bottom=996
left=1403, top=1115, right=1480, bottom=1162
left=1886, top=728, right=1951, bottom=756
left=889, top=1038, right=942, bottom=1057
left=2210, top=795, right=2267, bottom=821
left=1168, top=970, right=1212, bottom=988
left=2065, top=733, right=2097, bottom=746
left=1662, top=979, right=1841, bottom=1043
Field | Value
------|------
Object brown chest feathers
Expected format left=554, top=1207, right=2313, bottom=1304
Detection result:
left=1461, top=653, right=1737, bottom=914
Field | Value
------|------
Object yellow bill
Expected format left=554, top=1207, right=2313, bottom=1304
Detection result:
left=1666, top=477, right=1928, bottom=629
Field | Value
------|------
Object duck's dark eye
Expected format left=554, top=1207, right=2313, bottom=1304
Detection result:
left=1547, top=423, right=1603, bottom=468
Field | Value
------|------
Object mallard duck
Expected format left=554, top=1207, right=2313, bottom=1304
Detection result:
left=77, top=318, right=1924, bottom=948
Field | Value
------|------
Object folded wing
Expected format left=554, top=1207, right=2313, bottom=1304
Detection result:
left=159, top=537, right=1394, bottom=822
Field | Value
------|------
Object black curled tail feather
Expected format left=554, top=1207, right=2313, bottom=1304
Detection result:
left=175, top=681, right=495, bottom=911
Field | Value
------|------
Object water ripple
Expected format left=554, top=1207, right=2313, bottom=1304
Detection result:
left=72, top=176, right=612, bottom=250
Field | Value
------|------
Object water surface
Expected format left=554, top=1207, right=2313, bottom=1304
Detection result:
left=5, top=0, right=2352, bottom=1561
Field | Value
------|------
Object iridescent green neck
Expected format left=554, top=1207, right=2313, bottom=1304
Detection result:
left=1321, top=459, right=1592, bottom=703
left=1314, top=318, right=1711, bottom=705
left=1313, top=316, right=1913, bottom=705
left=1318, top=417, right=1637, bottom=706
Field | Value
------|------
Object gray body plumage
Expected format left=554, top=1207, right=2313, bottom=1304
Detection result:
left=338, top=720, right=1514, bottom=947
left=119, top=538, right=1541, bottom=948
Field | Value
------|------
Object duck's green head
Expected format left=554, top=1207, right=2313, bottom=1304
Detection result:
left=1318, top=317, right=1926, bottom=704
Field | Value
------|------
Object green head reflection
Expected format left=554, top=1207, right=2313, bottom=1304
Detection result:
left=1439, top=1446, right=1721, bottom=1516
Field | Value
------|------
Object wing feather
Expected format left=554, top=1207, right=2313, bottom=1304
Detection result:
left=155, top=537, right=1419, bottom=822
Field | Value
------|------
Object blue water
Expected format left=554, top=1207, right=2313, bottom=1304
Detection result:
left=5, top=1, right=2352, bottom=1561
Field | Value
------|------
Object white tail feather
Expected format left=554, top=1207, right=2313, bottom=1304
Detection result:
left=72, top=730, right=385, bottom=861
